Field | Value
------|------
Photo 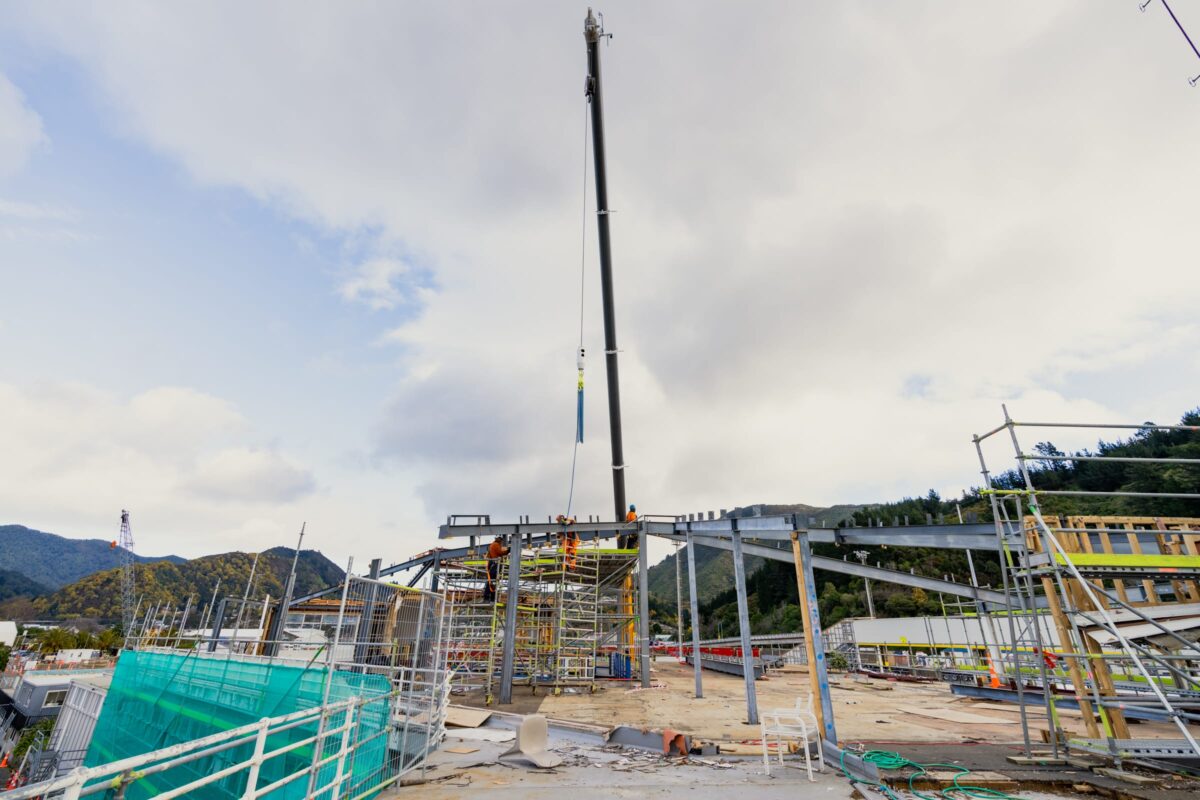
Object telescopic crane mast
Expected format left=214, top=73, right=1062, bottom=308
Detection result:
left=584, top=8, right=629, bottom=527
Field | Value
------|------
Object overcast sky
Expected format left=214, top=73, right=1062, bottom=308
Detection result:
left=1, top=2, right=1198, bottom=566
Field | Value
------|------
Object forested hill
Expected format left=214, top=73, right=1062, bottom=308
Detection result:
left=0, top=524, right=184, bottom=589
left=649, top=407, right=1200, bottom=638
left=33, top=547, right=344, bottom=622
left=0, top=568, right=51, bottom=603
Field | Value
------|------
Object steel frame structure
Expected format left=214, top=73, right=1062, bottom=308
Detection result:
left=437, top=534, right=639, bottom=705
left=974, top=407, right=1200, bottom=767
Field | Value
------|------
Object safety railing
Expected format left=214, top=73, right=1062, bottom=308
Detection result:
left=3, top=569, right=450, bottom=799
left=0, top=694, right=374, bottom=800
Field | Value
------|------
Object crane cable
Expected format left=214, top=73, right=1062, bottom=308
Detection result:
left=565, top=102, right=590, bottom=519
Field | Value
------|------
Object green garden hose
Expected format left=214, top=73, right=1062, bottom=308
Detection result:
left=839, top=748, right=1028, bottom=800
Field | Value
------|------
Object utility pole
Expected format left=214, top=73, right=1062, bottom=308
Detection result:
left=854, top=550, right=875, bottom=618
left=584, top=8, right=628, bottom=526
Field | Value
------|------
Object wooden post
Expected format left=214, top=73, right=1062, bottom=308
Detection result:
left=791, top=529, right=836, bottom=743
left=1040, top=574, right=1100, bottom=738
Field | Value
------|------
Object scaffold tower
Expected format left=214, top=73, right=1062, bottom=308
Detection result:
left=439, top=533, right=638, bottom=704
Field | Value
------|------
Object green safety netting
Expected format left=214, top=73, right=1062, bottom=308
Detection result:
left=84, top=650, right=392, bottom=799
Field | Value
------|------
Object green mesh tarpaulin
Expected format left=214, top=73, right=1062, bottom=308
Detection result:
left=84, top=650, right=391, bottom=799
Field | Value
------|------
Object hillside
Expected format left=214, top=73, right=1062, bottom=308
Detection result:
left=0, top=525, right=185, bottom=589
left=32, top=548, right=344, bottom=622
left=646, top=503, right=862, bottom=605
left=650, top=406, right=1200, bottom=639
left=0, top=568, right=51, bottom=602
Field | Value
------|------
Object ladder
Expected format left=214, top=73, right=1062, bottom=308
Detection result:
left=553, top=542, right=601, bottom=689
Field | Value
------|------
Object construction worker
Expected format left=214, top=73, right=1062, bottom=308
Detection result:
left=483, top=535, right=509, bottom=602
left=556, top=515, right=579, bottom=570
left=619, top=504, right=637, bottom=549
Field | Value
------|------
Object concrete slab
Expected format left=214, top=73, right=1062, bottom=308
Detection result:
left=387, top=723, right=855, bottom=799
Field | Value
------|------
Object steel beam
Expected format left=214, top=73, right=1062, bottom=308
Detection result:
left=660, top=532, right=1007, bottom=605
left=438, top=517, right=1004, bottom=551
left=686, top=530, right=703, bottom=698
left=498, top=533, right=521, bottom=704
left=637, top=525, right=652, bottom=688
left=730, top=528, right=759, bottom=724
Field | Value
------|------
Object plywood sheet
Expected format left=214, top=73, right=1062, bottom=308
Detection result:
left=446, top=705, right=492, bottom=728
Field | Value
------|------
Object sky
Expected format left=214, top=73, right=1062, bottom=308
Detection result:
left=1, top=2, right=1199, bottom=569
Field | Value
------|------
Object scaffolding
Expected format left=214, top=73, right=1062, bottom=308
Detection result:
left=439, top=533, right=638, bottom=703
left=974, top=408, right=1200, bottom=770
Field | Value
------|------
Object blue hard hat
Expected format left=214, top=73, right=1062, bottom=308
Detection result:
left=629, top=504, right=636, bottom=511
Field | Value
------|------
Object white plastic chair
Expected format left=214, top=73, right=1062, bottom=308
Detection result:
left=760, top=694, right=825, bottom=780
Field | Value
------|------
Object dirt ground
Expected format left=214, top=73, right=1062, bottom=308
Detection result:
left=457, top=657, right=1183, bottom=746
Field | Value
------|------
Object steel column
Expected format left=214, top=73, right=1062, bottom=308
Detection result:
left=792, top=528, right=836, bottom=743
left=499, top=533, right=522, bottom=704
left=730, top=527, right=759, bottom=724
left=637, top=525, right=652, bottom=688
left=207, top=598, right=227, bottom=653
left=686, top=529, right=703, bottom=698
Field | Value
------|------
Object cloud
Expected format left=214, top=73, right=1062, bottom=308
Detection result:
left=338, top=256, right=426, bottom=311
left=188, top=447, right=315, bottom=503
left=0, top=73, right=45, bottom=177
left=7, top=1, right=1200, bottom=545
left=0, top=198, right=72, bottom=221
left=0, top=381, right=318, bottom=555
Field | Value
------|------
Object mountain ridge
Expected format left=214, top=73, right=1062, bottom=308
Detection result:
left=27, top=547, right=344, bottom=622
left=0, top=524, right=185, bottom=590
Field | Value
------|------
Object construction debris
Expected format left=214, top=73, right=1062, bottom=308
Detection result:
left=498, top=715, right=563, bottom=769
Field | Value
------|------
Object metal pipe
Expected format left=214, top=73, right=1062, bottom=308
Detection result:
left=686, top=529, right=703, bottom=698
left=730, top=527, right=758, bottom=724
left=1020, top=454, right=1200, bottom=465
left=637, top=524, right=652, bottom=688
left=584, top=8, right=627, bottom=523
left=674, top=540, right=684, bottom=666
left=1013, top=421, right=1200, bottom=431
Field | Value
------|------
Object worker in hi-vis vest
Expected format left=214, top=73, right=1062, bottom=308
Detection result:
left=620, top=504, right=637, bottom=549
left=483, top=535, right=509, bottom=602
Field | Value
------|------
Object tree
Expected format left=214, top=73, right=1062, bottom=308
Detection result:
left=36, top=627, right=75, bottom=655
left=96, top=627, right=123, bottom=653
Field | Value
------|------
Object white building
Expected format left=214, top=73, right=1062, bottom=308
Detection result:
left=0, top=621, right=17, bottom=647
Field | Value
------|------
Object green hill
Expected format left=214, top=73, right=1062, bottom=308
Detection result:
left=0, top=568, right=51, bottom=602
left=648, top=406, right=1200, bottom=639
left=32, top=547, right=343, bottom=622
left=0, top=524, right=184, bottom=589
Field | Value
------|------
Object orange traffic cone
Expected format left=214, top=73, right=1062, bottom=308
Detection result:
left=0, top=752, right=8, bottom=769
left=986, top=653, right=1001, bottom=689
